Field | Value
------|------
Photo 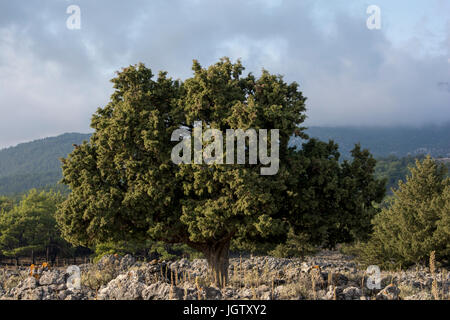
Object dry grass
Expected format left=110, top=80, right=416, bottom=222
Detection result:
left=429, top=251, right=439, bottom=300
left=81, top=262, right=118, bottom=291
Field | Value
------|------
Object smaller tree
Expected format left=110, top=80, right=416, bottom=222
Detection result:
left=0, top=189, right=70, bottom=263
left=359, top=156, right=450, bottom=268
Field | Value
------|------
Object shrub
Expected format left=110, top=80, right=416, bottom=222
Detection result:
left=268, top=229, right=317, bottom=258
left=149, top=242, right=203, bottom=261
left=81, top=259, right=119, bottom=291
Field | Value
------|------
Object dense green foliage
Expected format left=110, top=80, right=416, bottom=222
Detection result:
left=56, top=59, right=385, bottom=284
left=0, top=133, right=89, bottom=195
left=234, top=140, right=386, bottom=255
left=286, top=141, right=386, bottom=247
left=0, top=190, right=73, bottom=262
left=0, top=196, right=15, bottom=212
left=354, top=157, right=450, bottom=268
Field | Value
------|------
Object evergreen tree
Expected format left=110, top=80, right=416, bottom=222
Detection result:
left=359, top=156, right=450, bottom=267
left=0, top=189, right=70, bottom=263
left=56, top=58, right=385, bottom=285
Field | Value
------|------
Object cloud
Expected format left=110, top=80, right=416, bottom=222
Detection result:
left=0, top=0, right=449, bottom=148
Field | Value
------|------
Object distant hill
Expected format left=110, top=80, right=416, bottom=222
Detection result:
left=0, top=124, right=449, bottom=195
left=0, top=133, right=91, bottom=195
left=295, top=124, right=450, bottom=159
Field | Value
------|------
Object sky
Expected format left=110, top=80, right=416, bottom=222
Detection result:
left=0, top=0, right=449, bottom=149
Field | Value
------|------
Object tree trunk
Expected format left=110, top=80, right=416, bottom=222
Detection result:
left=203, top=239, right=230, bottom=288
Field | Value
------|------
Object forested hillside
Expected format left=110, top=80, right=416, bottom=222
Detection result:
left=374, top=155, right=450, bottom=193
left=0, top=133, right=90, bottom=195
left=293, top=124, right=450, bottom=159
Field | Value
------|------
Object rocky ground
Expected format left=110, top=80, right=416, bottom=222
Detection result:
left=0, top=250, right=448, bottom=300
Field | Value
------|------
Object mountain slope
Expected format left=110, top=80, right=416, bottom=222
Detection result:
left=295, top=124, right=450, bottom=159
left=0, top=133, right=91, bottom=195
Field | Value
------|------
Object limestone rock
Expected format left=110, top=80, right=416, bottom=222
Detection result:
left=141, top=281, right=183, bottom=300
left=97, top=270, right=146, bottom=300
